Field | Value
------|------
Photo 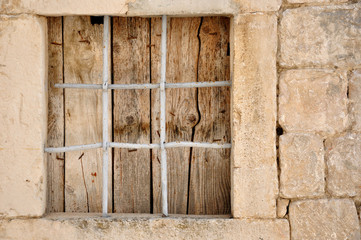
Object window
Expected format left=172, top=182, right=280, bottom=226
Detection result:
left=46, top=15, right=231, bottom=216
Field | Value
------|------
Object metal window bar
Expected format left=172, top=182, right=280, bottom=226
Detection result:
left=102, top=15, right=110, bottom=217
left=54, top=81, right=231, bottom=90
left=160, top=15, right=168, bottom=216
left=46, top=142, right=232, bottom=153
left=44, top=15, right=232, bottom=217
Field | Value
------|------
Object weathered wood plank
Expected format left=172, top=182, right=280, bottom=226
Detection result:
left=113, top=17, right=151, bottom=213
left=151, top=17, right=201, bottom=214
left=47, top=17, right=64, bottom=212
left=63, top=16, right=112, bottom=212
left=52, top=16, right=229, bottom=214
left=150, top=17, right=162, bottom=214
left=188, top=17, right=231, bottom=215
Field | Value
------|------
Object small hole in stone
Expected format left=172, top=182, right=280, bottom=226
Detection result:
left=276, top=127, right=284, bottom=136
left=227, top=42, right=230, bottom=56
left=90, top=16, right=104, bottom=25
left=285, top=202, right=290, bottom=216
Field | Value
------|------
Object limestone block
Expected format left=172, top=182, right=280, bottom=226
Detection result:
left=235, top=0, right=282, bottom=12
left=0, top=15, right=47, bottom=217
left=128, top=0, right=238, bottom=16
left=0, top=0, right=281, bottom=15
left=350, top=69, right=361, bottom=131
left=233, top=14, right=277, bottom=168
left=232, top=14, right=278, bottom=218
left=0, top=0, right=130, bottom=15
left=287, top=0, right=347, bottom=3
left=277, top=198, right=290, bottom=218
left=289, top=199, right=360, bottom=240
left=232, top=167, right=278, bottom=218
left=325, top=133, right=361, bottom=199
left=0, top=215, right=290, bottom=240
left=280, top=3, right=361, bottom=67
left=279, top=133, right=325, bottom=198
left=279, top=69, right=348, bottom=135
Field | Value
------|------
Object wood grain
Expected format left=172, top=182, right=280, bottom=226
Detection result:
left=47, top=17, right=64, bottom=212
left=188, top=17, right=231, bottom=215
left=48, top=16, right=230, bottom=214
left=151, top=18, right=201, bottom=214
left=149, top=17, right=161, bottom=213
left=63, top=16, right=112, bottom=212
left=113, top=17, right=151, bottom=213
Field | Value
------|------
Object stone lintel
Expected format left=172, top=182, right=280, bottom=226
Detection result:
left=1, top=0, right=281, bottom=16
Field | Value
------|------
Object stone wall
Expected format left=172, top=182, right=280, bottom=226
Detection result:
left=279, top=2, right=361, bottom=239
left=0, top=0, right=360, bottom=239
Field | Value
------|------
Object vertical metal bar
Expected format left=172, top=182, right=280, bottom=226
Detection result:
left=102, top=15, right=110, bottom=217
left=160, top=15, right=168, bottom=217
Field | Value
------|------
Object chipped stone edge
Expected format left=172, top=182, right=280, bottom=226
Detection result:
left=0, top=214, right=291, bottom=240
left=0, top=0, right=285, bottom=16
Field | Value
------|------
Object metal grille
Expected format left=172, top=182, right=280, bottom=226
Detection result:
left=45, top=15, right=232, bottom=217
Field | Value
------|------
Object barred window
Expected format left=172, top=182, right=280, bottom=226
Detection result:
left=46, top=15, right=231, bottom=216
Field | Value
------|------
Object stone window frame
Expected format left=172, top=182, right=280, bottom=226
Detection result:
left=0, top=0, right=279, bottom=220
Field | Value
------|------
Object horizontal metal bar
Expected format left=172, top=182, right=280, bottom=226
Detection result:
left=54, top=83, right=102, bottom=89
left=54, top=83, right=159, bottom=90
left=165, top=142, right=232, bottom=149
left=54, top=81, right=231, bottom=90
left=110, top=142, right=231, bottom=149
left=45, top=141, right=232, bottom=153
left=109, top=83, right=160, bottom=89
left=166, top=81, right=231, bottom=89
left=109, top=142, right=160, bottom=149
left=111, top=142, right=231, bottom=149
left=45, top=143, right=102, bottom=153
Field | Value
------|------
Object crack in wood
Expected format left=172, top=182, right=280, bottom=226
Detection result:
left=48, top=16, right=230, bottom=214
left=78, top=152, right=89, bottom=212
left=149, top=17, right=154, bottom=214
left=187, top=17, right=204, bottom=214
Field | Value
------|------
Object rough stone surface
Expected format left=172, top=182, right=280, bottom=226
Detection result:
left=325, top=133, right=361, bottom=199
left=1, top=0, right=360, bottom=238
left=0, top=0, right=130, bottom=15
left=0, top=15, right=47, bottom=218
left=350, top=69, right=361, bottom=131
left=235, top=0, right=282, bottom=12
left=232, top=167, right=278, bottom=218
left=287, top=0, right=347, bottom=3
left=280, top=3, right=361, bottom=67
left=232, top=14, right=278, bottom=218
left=279, top=69, right=348, bottom=135
left=277, top=199, right=290, bottom=218
left=0, top=214, right=290, bottom=240
left=0, top=0, right=281, bottom=16
left=357, top=203, right=361, bottom=235
left=289, top=199, right=360, bottom=240
left=279, top=133, right=325, bottom=198
left=128, top=0, right=239, bottom=15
